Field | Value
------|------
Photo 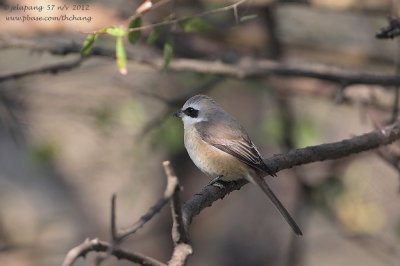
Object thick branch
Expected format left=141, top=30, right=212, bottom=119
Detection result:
left=182, top=120, right=400, bottom=227
left=62, top=238, right=166, bottom=266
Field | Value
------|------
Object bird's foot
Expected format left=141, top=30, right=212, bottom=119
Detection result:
left=206, top=175, right=227, bottom=189
left=212, top=182, right=226, bottom=189
left=207, top=175, right=223, bottom=186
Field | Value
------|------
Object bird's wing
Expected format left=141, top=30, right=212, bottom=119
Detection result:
left=195, top=121, right=302, bottom=235
left=195, top=121, right=276, bottom=177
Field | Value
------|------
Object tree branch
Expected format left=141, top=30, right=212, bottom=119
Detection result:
left=162, top=161, right=192, bottom=266
left=3, top=37, right=400, bottom=87
left=61, top=238, right=166, bottom=266
left=163, top=59, right=400, bottom=87
left=116, top=164, right=179, bottom=242
left=62, top=121, right=400, bottom=265
left=63, top=161, right=183, bottom=266
left=0, top=57, right=85, bottom=82
left=376, top=16, right=400, bottom=39
left=182, top=120, right=400, bottom=228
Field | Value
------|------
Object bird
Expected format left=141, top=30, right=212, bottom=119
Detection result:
left=173, top=94, right=302, bottom=236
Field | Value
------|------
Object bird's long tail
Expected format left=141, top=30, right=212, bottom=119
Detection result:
left=249, top=175, right=303, bottom=236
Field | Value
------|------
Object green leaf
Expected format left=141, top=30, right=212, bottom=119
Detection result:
left=80, top=33, right=98, bottom=56
left=147, top=25, right=164, bottom=44
left=178, top=17, right=211, bottom=32
left=128, top=17, right=142, bottom=44
left=116, top=37, right=127, bottom=75
left=240, top=14, right=258, bottom=22
left=106, top=26, right=125, bottom=37
left=163, top=35, right=174, bottom=70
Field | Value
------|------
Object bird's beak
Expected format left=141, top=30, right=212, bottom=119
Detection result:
left=173, top=109, right=182, bottom=118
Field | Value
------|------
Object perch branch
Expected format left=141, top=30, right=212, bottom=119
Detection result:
left=182, top=120, right=400, bottom=227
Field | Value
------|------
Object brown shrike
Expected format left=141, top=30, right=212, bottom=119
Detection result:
left=174, top=95, right=302, bottom=236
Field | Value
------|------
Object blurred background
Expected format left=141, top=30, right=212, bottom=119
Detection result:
left=1, top=0, right=400, bottom=265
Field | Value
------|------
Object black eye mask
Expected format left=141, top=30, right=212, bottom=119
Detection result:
left=183, top=107, right=199, bottom=118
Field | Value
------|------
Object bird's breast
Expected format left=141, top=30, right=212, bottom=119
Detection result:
left=184, top=125, right=250, bottom=181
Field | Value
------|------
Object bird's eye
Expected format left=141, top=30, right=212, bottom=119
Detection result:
left=184, top=107, right=199, bottom=118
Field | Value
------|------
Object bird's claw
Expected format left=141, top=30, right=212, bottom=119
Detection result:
left=212, top=182, right=226, bottom=189
left=207, top=175, right=223, bottom=186
left=206, top=175, right=227, bottom=189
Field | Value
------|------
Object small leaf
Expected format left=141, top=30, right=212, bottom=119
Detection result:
left=106, top=26, right=126, bottom=37
left=163, top=35, right=174, bottom=70
left=147, top=25, right=164, bottom=44
left=80, top=33, right=98, bottom=56
left=116, top=37, right=127, bottom=75
left=178, top=17, right=211, bottom=32
left=128, top=17, right=142, bottom=44
left=240, top=14, right=258, bottom=22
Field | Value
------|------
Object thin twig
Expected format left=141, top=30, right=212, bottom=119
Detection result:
left=116, top=162, right=179, bottom=242
left=77, top=0, right=248, bottom=35
left=92, top=194, right=119, bottom=265
left=63, top=161, right=182, bottom=266
left=163, top=161, right=189, bottom=243
left=62, top=238, right=167, bottom=266
left=124, top=0, right=248, bottom=33
left=162, top=161, right=192, bottom=266
left=126, top=0, right=172, bottom=25
left=111, top=194, right=117, bottom=240
left=0, top=57, right=85, bottom=82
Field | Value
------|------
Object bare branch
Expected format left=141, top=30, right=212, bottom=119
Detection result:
left=168, top=244, right=193, bottom=266
left=162, top=59, right=400, bottom=87
left=162, top=161, right=192, bottom=266
left=182, top=120, right=400, bottom=228
left=376, top=16, right=400, bottom=39
left=125, top=0, right=248, bottom=33
left=62, top=238, right=166, bottom=266
left=162, top=161, right=189, bottom=244
left=92, top=194, right=119, bottom=265
left=116, top=161, right=179, bottom=242
left=0, top=57, right=85, bottom=82
left=63, top=162, right=183, bottom=266
left=3, top=38, right=400, bottom=87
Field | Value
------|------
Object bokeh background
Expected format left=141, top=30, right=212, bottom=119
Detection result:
left=1, top=0, right=400, bottom=265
